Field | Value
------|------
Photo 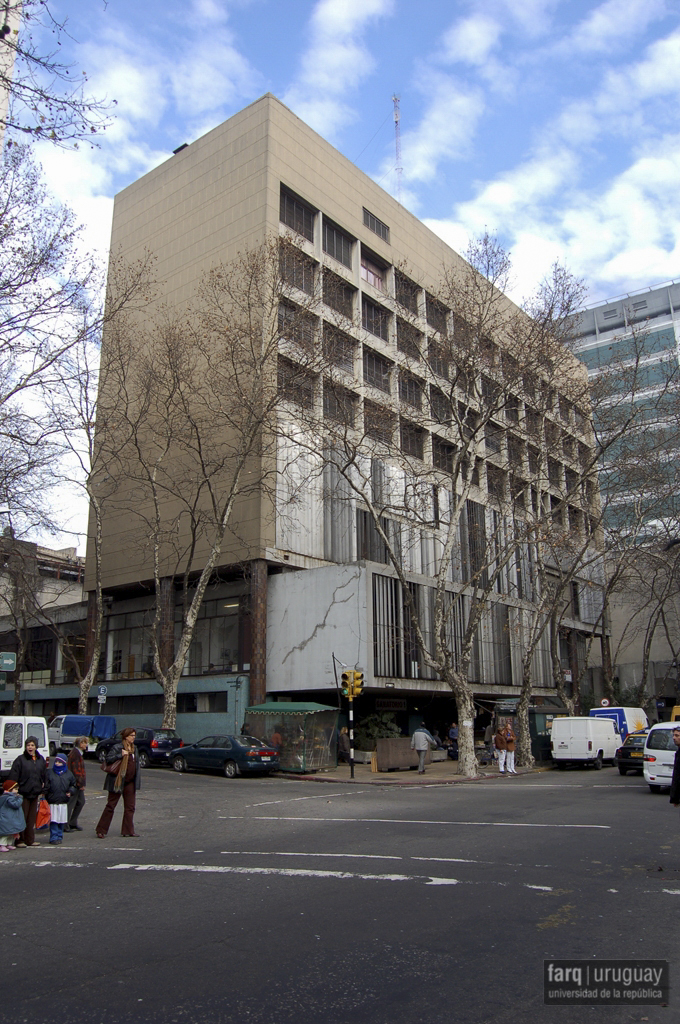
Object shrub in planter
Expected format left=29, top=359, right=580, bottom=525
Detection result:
left=354, top=712, right=402, bottom=752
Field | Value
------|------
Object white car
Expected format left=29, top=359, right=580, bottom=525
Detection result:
left=643, top=723, right=679, bottom=793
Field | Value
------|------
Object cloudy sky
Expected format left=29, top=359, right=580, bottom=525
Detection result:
left=32, top=0, right=680, bottom=309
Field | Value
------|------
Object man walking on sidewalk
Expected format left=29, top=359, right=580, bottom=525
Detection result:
left=411, top=722, right=435, bottom=774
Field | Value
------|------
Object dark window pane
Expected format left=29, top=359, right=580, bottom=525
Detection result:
left=279, top=243, right=315, bottom=295
left=278, top=356, right=314, bottom=408
left=323, top=270, right=355, bottom=318
left=280, top=187, right=315, bottom=242
left=364, top=401, right=393, bottom=443
left=362, top=297, right=390, bottom=340
left=323, top=322, right=355, bottom=372
left=397, top=318, right=422, bottom=360
left=433, top=436, right=456, bottom=473
left=363, top=208, right=390, bottom=242
left=400, top=421, right=425, bottom=459
left=323, top=384, right=355, bottom=425
left=278, top=302, right=316, bottom=352
left=426, top=293, right=448, bottom=333
left=395, top=272, right=419, bottom=314
left=399, top=373, right=422, bottom=410
left=323, top=219, right=353, bottom=268
left=430, top=387, right=452, bottom=424
left=363, top=348, right=391, bottom=392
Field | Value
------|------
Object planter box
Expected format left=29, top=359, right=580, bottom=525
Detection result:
left=375, top=737, right=431, bottom=771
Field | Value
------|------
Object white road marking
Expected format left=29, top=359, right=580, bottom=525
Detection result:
left=661, top=889, right=680, bottom=895
left=108, top=862, right=459, bottom=885
left=229, top=815, right=610, bottom=829
left=411, top=856, right=482, bottom=863
left=248, top=791, right=366, bottom=808
left=220, top=850, right=402, bottom=860
left=525, top=884, right=553, bottom=891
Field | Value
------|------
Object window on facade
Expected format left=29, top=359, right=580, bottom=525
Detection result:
left=525, top=409, right=541, bottom=438
left=322, top=270, right=355, bottom=319
left=356, top=510, right=389, bottom=563
left=506, top=396, right=520, bottom=423
left=278, top=356, right=314, bottom=408
left=280, top=186, right=315, bottom=242
left=528, top=446, right=540, bottom=476
left=364, top=401, right=394, bottom=443
left=559, top=396, right=572, bottom=423
left=279, top=242, right=315, bottom=295
left=578, top=442, right=590, bottom=472
left=278, top=302, right=316, bottom=352
left=485, top=422, right=503, bottom=455
left=322, top=322, right=355, bottom=372
left=425, top=293, right=448, bottom=333
left=507, top=435, right=524, bottom=469
left=323, top=383, right=355, bottom=426
left=562, top=434, right=576, bottom=461
left=433, top=436, right=456, bottom=474
left=396, top=318, right=422, bottom=360
left=363, top=208, right=390, bottom=242
left=568, top=506, right=582, bottom=535
left=362, top=296, right=390, bottom=340
left=399, top=372, right=422, bottom=410
left=487, top=465, right=506, bottom=501
left=360, top=254, right=385, bottom=291
left=548, top=459, right=563, bottom=488
left=323, top=218, right=353, bottom=268
left=363, top=348, right=391, bottom=392
left=429, top=340, right=450, bottom=379
left=400, top=421, right=425, bottom=459
left=395, top=271, right=419, bottom=314
left=430, top=386, right=452, bottom=424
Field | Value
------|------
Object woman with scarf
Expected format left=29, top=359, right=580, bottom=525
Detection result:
left=9, top=736, right=47, bottom=847
left=45, top=752, right=76, bottom=844
left=95, top=728, right=141, bottom=838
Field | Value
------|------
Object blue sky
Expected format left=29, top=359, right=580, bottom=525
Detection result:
left=33, top=0, right=680, bottom=306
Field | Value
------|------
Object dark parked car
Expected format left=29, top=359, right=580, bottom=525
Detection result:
left=95, top=728, right=183, bottom=769
left=171, top=734, right=279, bottom=778
left=615, top=729, right=648, bottom=775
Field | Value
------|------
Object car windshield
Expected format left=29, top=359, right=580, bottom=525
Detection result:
left=153, top=730, right=178, bottom=739
left=624, top=735, right=646, bottom=747
left=237, top=736, right=267, bottom=748
left=647, top=729, right=677, bottom=751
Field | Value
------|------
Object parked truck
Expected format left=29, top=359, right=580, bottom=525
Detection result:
left=588, top=706, right=649, bottom=742
left=551, top=716, right=619, bottom=769
left=48, top=714, right=116, bottom=756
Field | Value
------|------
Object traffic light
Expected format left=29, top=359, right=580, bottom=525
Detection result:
left=353, top=671, right=364, bottom=696
left=341, top=670, right=353, bottom=697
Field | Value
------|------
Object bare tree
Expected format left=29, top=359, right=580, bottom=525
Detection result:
left=0, top=1, right=112, bottom=147
left=94, top=239, right=319, bottom=727
left=284, top=235, right=594, bottom=776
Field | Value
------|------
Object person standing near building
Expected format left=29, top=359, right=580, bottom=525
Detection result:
left=503, top=720, right=517, bottom=774
left=45, top=752, right=76, bottom=845
left=9, top=736, right=47, bottom=847
left=95, top=728, right=141, bottom=838
left=65, top=736, right=88, bottom=831
left=495, top=724, right=508, bottom=775
left=411, top=722, right=435, bottom=774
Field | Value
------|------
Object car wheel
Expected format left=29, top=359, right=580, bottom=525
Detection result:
left=618, top=766, right=627, bottom=775
left=649, top=784, right=661, bottom=794
left=138, top=750, right=150, bottom=769
left=224, top=760, right=238, bottom=779
left=593, top=754, right=603, bottom=770
left=172, top=756, right=186, bottom=773
left=49, top=742, right=56, bottom=757
left=97, top=748, right=107, bottom=764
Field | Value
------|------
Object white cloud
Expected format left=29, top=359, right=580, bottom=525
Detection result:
left=282, top=0, right=394, bottom=139
left=567, top=0, right=667, bottom=54
left=442, top=14, right=502, bottom=65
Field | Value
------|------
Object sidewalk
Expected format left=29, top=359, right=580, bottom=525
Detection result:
left=280, top=759, right=553, bottom=786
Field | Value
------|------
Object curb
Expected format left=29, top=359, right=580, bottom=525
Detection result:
left=277, top=764, right=554, bottom=787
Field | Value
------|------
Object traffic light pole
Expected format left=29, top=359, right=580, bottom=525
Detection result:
left=348, top=692, right=355, bottom=780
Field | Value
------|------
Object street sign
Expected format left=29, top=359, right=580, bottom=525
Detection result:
left=600, top=698, right=610, bottom=707
left=0, top=652, right=16, bottom=671
left=97, top=695, right=107, bottom=705
left=98, top=686, right=108, bottom=696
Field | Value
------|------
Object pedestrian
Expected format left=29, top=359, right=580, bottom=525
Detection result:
left=95, top=727, right=141, bottom=839
left=337, top=726, right=350, bottom=764
left=448, top=721, right=459, bottom=760
left=669, top=727, right=680, bottom=809
left=431, top=729, right=444, bottom=750
left=8, top=735, right=47, bottom=848
left=410, top=722, right=435, bottom=774
left=494, top=723, right=508, bottom=774
left=0, top=780, right=25, bottom=852
left=503, top=720, right=517, bottom=774
left=65, top=736, right=88, bottom=832
left=45, top=752, right=76, bottom=845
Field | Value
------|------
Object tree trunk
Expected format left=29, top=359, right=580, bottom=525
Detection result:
left=450, top=679, right=478, bottom=777
left=551, top=613, right=575, bottom=715
left=516, top=662, right=535, bottom=768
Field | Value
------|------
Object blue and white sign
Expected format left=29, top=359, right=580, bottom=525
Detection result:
left=0, top=653, right=16, bottom=671
left=98, top=686, right=108, bottom=696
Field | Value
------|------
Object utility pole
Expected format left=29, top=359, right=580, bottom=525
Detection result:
left=392, top=94, right=402, bottom=204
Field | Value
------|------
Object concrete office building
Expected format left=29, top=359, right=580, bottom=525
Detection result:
left=570, top=282, right=680, bottom=712
left=69, top=93, right=603, bottom=733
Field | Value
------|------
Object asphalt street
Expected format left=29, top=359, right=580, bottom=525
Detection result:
left=1, top=761, right=678, bottom=1024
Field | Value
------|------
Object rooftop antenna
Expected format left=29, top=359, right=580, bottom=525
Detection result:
left=392, top=94, right=402, bottom=204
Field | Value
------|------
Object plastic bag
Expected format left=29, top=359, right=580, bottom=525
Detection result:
left=35, top=798, right=51, bottom=830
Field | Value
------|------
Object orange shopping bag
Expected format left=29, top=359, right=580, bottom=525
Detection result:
left=35, top=798, right=51, bottom=830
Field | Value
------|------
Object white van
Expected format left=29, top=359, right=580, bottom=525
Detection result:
left=551, top=716, right=619, bottom=768
left=0, top=716, right=50, bottom=775
left=644, top=722, right=678, bottom=793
